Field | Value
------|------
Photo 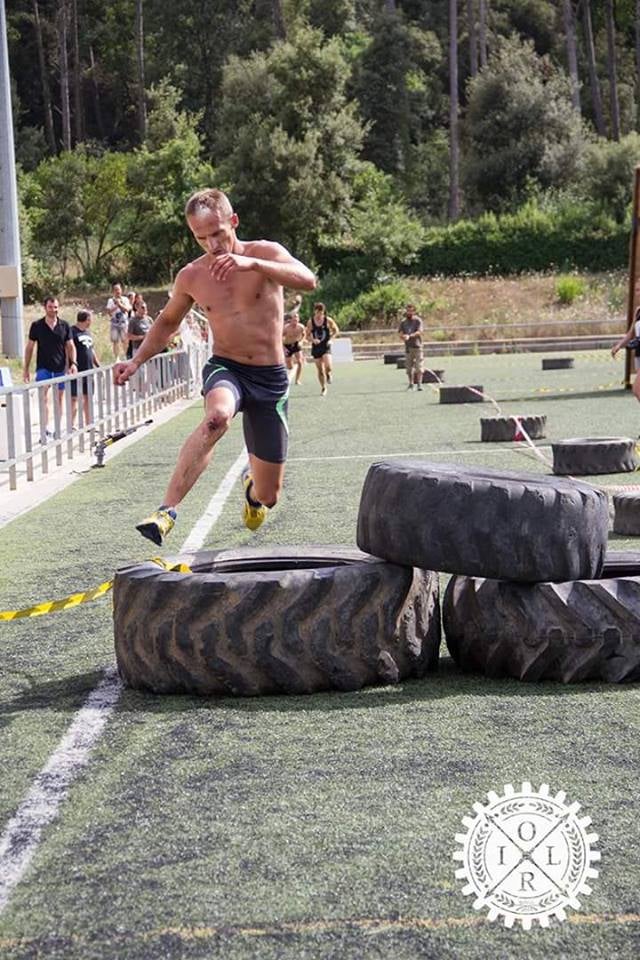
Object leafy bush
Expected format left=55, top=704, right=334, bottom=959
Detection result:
left=333, top=280, right=411, bottom=329
left=555, top=275, right=586, bottom=304
left=579, top=133, right=640, bottom=223
left=411, top=199, right=627, bottom=276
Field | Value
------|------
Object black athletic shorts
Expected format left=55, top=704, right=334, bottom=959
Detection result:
left=311, top=343, right=331, bottom=359
left=70, top=377, right=92, bottom=398
left=284, top=342, right=301, bottom=357
left=201, top=354, right=289, bottom=463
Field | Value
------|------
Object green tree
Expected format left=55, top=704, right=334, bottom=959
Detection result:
left=331, top=162, right=426, bottom=271
left=126, top=138, right=215, bottom=281
left=352, top=10, right=445, bottom=178
left=579, top=131, right=640, bottom=222
left=464, top=35, right=589, bottom=211
left=26, top=146, right=135, bottom=281
left=215, top=26, right=365, bottom=260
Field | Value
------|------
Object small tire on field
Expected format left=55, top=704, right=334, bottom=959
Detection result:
left=356, top=460, right=608, bottom=582
left=552, top=437, right=637, bottom=476
left=422, top=369, right=445, bottom=384
left=396, top=357, right=407, bottom=369
left=113, top=545, right=441, bottom=697
left=542, top=357, right=574, bottom=370
left=613, top=493, right=640, bottom=535
left=384, top=353, right=403, bottom=365
left=443, top=552, right=640, bottom=683
left=480, top=414, right=546, bottom=443
left=439, top=385, right=484, bottom=404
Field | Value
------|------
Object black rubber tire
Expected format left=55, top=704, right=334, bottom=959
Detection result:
left=113, top=545, right=441, bottom=696
left=396, top=357, right=407, bottom=369
left=384, top=353, right=403, bottom=364
left=422, top=369, right=445, bottom=384
left=443, top=551, right=640, bottom=683
left=542, top=357, right=574, bottom=370
left=480, top=414, right=546, bottom=442
left=613, top=493, right=640, bottom=534
left=439, top=385, right=484, bottom=404
left=356, top=460, right=608, bottom=582
left=551, top=437, right=637, bottom=476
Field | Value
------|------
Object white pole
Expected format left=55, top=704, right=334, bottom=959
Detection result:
left=0, top=0, right=25, bottom=359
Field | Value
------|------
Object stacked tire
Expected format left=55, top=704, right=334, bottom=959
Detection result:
left=114, top=457, right=638, bottom=695
left=356, top=460, right=640, bottom=684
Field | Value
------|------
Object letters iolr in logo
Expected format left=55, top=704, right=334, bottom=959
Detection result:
left=453, top=782, right=600, bottom=929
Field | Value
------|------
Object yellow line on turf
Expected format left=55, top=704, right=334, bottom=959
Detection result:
left=2, top=911, right=640, bottom=949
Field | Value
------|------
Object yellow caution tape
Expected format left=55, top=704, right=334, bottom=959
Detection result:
left=0, top=557, right=192, bottom=622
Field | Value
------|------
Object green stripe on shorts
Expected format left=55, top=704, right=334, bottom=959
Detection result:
left=276, top=389, right=289, bottom=435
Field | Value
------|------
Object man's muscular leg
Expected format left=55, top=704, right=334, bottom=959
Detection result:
left=163, top=386, right=236, bottom=508
left=247, top=454, right=285, bottom=508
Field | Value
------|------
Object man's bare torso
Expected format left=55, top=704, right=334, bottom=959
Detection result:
left=181, top=240, right=285, bottom=365
left=283, top=320, right=306, bottom=345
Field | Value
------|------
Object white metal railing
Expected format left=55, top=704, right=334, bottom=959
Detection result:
left=0, top=343, right=208, bottom=491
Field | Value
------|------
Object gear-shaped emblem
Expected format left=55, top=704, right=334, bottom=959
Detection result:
left=453, top=781, right=600, bottom=929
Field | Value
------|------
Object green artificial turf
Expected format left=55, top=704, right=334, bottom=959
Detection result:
left=2, top=350, right=640, bottom=959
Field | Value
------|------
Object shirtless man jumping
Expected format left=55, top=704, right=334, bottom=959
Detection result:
left=113, top=188, right=317, bottom=545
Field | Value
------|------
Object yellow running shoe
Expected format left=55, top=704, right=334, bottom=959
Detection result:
left=242, top=467, right=268, bottom=531
left=136, top=507, right=176, bottom=546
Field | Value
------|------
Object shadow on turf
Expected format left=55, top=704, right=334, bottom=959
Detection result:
left=113, top=657, right=637, bottom=716
left=0, top=669, right=104, bottom=729
left=3, top=658, right=636, bottom=723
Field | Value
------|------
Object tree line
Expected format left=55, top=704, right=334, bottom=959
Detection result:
left=8, top=0, right=640, bottom=308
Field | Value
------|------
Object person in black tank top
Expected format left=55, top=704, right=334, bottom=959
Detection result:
left=306, top=302, right=339, bottom=396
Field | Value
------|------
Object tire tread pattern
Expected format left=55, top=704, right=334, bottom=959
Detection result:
left=113, top=546, right=440, bottom=696
left=443, top=553, right=640, bottom=683
left=356, top=460, right=608, bottom=582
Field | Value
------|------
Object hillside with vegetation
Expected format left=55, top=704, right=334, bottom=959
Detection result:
left=7, top=0, right=640, bottom=321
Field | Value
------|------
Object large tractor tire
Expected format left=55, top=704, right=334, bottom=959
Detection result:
left=551, top=437, right=637, bottom=476
left=113, top=545, right=441, bottom=696
left=356, top=460, right=608, bottom=582
left=384, top=353, right=403, bottom=365
left=443, top=552, right=640, bottom=683
left=480, top=415, right=546, bottom=442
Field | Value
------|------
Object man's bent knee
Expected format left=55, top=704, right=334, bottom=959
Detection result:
left=201, top=407, right=232, bottom=438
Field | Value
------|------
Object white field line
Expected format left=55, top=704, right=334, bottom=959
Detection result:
left=287, top=446, right=552, bottom=463
left=0, top=447, right=247, bottom=914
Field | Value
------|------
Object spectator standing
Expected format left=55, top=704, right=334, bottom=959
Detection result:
left=106, top=282, right=132, bottom=360
left=71, top=309, right=100, bottom=426
left=127, top=299, right=152, bottom=358
left=23, top=295, right=77, bottom=435
left=399, top=303, right=424, bottom=391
